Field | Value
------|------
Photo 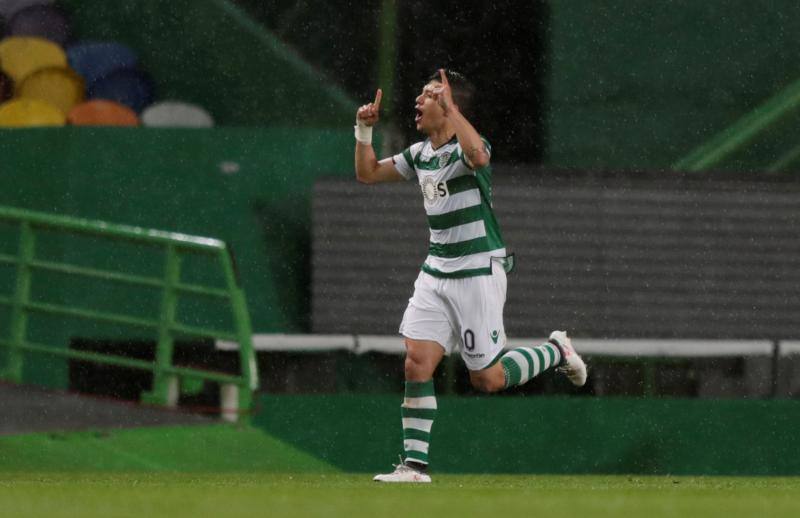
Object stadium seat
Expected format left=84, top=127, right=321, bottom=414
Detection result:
left=17, top=65, right=83, bottom=114
left=67, top=99, right=139, bottom=126
left=0, top=35, right=66, bottom=85
left=0, top=69, right=12, bottom=102
left=66, top=41, right=138, bottom=87
left=6, top=3, right=69, bottom=45
left=0, top=97, right=65, bottom=126
left=141, top=101, right=214, bottom=128
left=0, top=0, right=53, bottom=21
left=87, top=68, right=154, bottom=113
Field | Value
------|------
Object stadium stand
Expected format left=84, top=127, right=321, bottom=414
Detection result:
left=312, top=172, right=800, bottom=340
left=0, top=3, right=214, bottom=126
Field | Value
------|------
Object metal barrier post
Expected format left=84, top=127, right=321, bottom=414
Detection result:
left=1, top=222, right=34, bottom=382
left=220, top=249, right=258, bottom=419
left=141, top=243, right=180, bottom=406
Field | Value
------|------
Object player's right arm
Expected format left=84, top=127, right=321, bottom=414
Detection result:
left=354, top=89, right=405, bottom=184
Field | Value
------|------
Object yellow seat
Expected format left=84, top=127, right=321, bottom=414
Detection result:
left=0, top=98, right=65, bottom=127
left=17, top=66, right=84, bottom=114
left=0, top=36, right=66, bottom=85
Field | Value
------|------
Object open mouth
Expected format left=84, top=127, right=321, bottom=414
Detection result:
left=414, top=107, right=422, bottom=123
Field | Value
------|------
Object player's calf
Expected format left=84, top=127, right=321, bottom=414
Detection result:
left=498, top=331, right=587, bottom=388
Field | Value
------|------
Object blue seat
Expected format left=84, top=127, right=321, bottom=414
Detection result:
left=67, top=41, right=139, bottom=87
left=87, top=68, right=154, bottom=113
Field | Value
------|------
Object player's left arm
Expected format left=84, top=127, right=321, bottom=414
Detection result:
left=432, top=68, right=490, bottom=169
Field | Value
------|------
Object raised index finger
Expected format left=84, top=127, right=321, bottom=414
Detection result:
left=373, top=88, right=383, bottom=109
left=439, top=68, right=449, bottom=86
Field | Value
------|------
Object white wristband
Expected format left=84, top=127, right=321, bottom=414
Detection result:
left=354, top=119, right=373, bottom=144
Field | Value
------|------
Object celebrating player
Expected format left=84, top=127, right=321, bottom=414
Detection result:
left=354, top=69, right=588, bottom=483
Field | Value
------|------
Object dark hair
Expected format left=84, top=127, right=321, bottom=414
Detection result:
left=428, top=69, right=475, bottom=119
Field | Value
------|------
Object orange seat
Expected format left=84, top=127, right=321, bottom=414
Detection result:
left=17, top=66, right=84, bottom=114
left=67, top=99, right=139, bottom=126
left=0, top=98, right=65, bottom=126
left=0, top=36, right=66, bottom=85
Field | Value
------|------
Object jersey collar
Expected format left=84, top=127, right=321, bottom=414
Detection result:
left=428, top=134, right=458, bottom=151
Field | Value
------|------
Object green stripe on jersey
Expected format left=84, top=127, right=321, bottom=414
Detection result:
left=428, top=236, right=501, bottom=258
left=446, top=174, right=478, bottom=195
left=480, top=202, right=504, bottom=250
left=427, top=204, right=483, bottom=230
left=415, top=150, right=461, bottom=171
left=421, top=264, right=491, bottom=278
left=402, top=148, right=414, bottom=170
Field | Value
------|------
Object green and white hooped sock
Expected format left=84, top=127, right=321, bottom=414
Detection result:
left=500, top=341, right=563, bottom=388
left=401, top=380, right=437, bottom=466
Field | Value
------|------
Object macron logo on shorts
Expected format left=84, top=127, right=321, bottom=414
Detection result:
left=491, top=330, right=499, bottom=344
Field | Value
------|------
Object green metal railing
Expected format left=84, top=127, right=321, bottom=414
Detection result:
left=672, top=76, right=800, bottom=172
left=0, top=205, right=258, bottom=419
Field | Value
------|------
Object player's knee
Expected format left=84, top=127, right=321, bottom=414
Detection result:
left=404, top=353, right=430, bottom=381
left=470, top=375, right=503, bottom=393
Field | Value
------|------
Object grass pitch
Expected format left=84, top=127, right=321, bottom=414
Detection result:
left=1, top=473, right=798, bottom=518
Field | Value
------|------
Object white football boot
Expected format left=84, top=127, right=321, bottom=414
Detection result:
left=373, top=459, right=432, bottom=483
left=549, top=330, right=587, bottom=387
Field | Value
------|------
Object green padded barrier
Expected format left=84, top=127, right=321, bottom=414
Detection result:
left=0, top=127, right=354, bottom=388
left=257, top=394, right=800, bottom=476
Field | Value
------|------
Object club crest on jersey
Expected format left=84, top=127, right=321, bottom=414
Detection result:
left=438, top=151, right=451, bottom=168
left=420, top=176, right=448, bottom=203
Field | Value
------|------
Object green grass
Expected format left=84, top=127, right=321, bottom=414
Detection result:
left=0, top=425, right=336, bottom=473
left=1, top=420, right=798, bottom=516
left=0, top=473, right=798, bottom=518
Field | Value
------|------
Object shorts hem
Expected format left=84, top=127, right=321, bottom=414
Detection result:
left=399, top=332, right=450, bottom=353
left=463, top=345, right=505, bottom=371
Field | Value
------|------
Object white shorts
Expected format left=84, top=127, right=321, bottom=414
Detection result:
left=399, top=259, right=507, bottom=371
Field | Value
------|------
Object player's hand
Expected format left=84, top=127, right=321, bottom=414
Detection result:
left=432, top=69, right=455, bottom=116
left=356, top=89, right=382, bottom=127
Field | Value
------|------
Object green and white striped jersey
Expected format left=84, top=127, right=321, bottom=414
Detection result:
left=392, top=136, right=507, bottom=278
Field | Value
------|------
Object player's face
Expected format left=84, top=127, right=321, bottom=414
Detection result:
left=414, top=81, right=445, bottom=133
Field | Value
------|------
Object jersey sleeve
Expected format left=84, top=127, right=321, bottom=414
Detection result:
left=391, top=142, right=421, bottom=180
